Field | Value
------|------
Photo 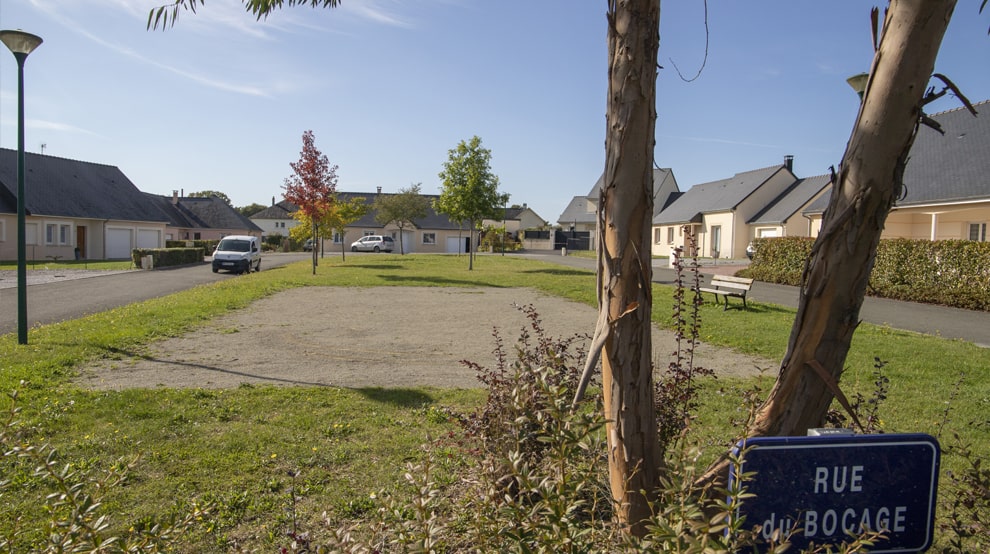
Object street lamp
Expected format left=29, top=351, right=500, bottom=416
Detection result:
left=1, top=29, right=43, bottom=345
left=846, top=72, right=869, bottom=100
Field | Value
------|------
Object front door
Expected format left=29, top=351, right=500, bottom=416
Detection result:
left=75, top=226, right=87, bottom=259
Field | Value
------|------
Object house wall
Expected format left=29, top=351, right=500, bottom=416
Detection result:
left=652, top=224, right=690, bottom=257
left=252, top=217, right=299, bottom=238
left=809, top=202, right=990, bottom=242
left=330, top=227, right=471, bottom=254
left=0, top=215, right=167, bottom=261
left=699, top=212, right=735, bottom=258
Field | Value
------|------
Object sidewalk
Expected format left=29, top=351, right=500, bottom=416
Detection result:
left=513, top=251, right=990, bottom=348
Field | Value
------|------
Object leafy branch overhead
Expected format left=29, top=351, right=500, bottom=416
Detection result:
left=148, top=0, right=341, bottom=30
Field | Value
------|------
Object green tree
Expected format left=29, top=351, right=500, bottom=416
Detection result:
left=435, top=136, right=508, bottom=270
left=282, top=130, right=338, bottom=274
left=373, top=184, right=429, bottom=255
left=188, top=190, right=232, bottom=205
left=237, top=202, right=267, bottom=217
left=327, top=195, right=370, bottom=261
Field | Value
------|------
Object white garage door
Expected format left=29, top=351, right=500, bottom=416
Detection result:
left=106, top=228, right=132, bottom=259
left=446, top=236, right=465, bottom=254
left=137, top=229, right=161, bottom=249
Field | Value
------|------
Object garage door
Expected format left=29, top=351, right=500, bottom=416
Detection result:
left=446, top=236, right=466, bottom=254
left=137, top=229, right=161, bottom=249
left=106, top=228, right=132, bottom=259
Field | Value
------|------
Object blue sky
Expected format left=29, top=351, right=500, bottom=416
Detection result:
left=1, top=1, right=987, bottom=224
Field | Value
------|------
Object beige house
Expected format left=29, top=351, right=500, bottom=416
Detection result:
left=0, top=149, right=169, bottom=260
left=804, top=101, right=990, bottom=242
left=481, top=204, right=548, bottom=237
left=652, top=157, right=799, bottom=259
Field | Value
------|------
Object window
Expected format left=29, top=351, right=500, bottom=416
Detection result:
left=332, top=231, right=343, bottom=244
left=0, top=219, right=5, bottom=242
left=653, top=228, right=662, bottom=244
left=969, top=223, right=987, bottom=242
left=46, top=223, right=57, bottom=245
left=667, top=227, right=674, bottom=244
left=194, top=232, right=201, bottom=240
left=423, top=232, right=436, bottom=245
left=60, top=224, right=71, bottom=245
left=24, top=223, right=37, bottom=245
left=710, top=225, right=722, bottom=258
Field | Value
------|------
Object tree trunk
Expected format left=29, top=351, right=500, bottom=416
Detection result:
left=311, top=221, right=318, bottom=274
left=749, top=0, right=955, bottom=438
left=598, top=0, right=661, bottom=536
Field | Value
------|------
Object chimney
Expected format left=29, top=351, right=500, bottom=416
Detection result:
left=272, top=196, right=276, bottom=206
left=522, top=203, right=527, bottom=209
left=784, top=155, right=794, bottom=172
left=172, top=190, right=179, bottom=205
left=377, top=186, right=382, bottom=194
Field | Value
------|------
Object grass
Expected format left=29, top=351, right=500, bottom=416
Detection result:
left=1, top=253, right=988, bottom=551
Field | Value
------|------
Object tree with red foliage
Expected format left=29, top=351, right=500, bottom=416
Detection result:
left=282, top=130, right=338, bottom=274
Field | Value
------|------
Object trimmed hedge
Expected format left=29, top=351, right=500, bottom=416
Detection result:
left=131, top=248, right=205, bottom=269
left=747, top=237, right=990, bottom=311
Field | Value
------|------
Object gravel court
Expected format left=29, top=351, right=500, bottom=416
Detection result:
left=76, top=286, right=773, bottom=390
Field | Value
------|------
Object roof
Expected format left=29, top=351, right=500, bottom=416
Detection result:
left=556, top=195, right=597, bottom=226
left=654, top=165, right=785, bottom=225
left=250, top=200, right=297, bottom=220
left=749, top=173, right=831, bottom=225
left=146, top=194, right=262, bottom=232
left=561, top=167, right=678, bottom=225
left=0, top=149, right=168, bottom=223
left=898, top=99, right=990, bottom=206
left=804, top=100, right=990, bottom=215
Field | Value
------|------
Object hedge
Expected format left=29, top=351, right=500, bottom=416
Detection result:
left=165, top=239, right=220, bottom=257
left=131, top=248, right=205, bottom=269
left=747, top=237, right=990, bottom=311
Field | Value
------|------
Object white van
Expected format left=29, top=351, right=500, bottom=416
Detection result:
left=212, top=235, right=262, bottom=274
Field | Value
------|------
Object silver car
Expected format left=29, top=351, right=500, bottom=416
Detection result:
left=350, top=235, right=394, bottom=252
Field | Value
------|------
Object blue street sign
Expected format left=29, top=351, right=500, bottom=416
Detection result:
left=729, top=433, right=940, bottom=553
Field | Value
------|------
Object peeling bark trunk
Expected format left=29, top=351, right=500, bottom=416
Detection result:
left=599, top=0, right=662, bottom=535
left=750, top=0, right=955, bottom=438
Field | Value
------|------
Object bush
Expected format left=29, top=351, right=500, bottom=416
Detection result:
left=747, top=237, right=990, bottom=310
left=130, top=248, right=204, bottom=269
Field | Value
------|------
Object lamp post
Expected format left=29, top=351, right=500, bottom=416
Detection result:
left=846, top=72, right=869, bottom=100
left=0, top=29, right=43, bottom=345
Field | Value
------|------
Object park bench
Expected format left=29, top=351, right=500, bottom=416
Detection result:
left=697, top=275, right=754, bottom=311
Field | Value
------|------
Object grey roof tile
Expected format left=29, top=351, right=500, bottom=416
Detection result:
left=654, top=165, right=784, bottom=225
left=0, top=149, right=167, bottom=222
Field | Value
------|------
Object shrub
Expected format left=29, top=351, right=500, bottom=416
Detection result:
left=131, top=247, right=204, bottom=269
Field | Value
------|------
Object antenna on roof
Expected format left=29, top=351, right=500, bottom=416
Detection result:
left=40, top=143, right=46, bottom=155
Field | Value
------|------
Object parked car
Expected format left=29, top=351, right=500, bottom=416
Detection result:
left=303, top=239, right=314, bottom=252
left=212, top=235, right=262, bottom=274
left=350, top=235, right=394, bottom=253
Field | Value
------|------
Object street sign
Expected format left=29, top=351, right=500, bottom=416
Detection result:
left=729, top=433, right=940, bottom=553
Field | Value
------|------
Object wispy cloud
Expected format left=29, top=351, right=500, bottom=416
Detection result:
left=28, top=118, right=102, bottom=136
left=28, top=0, right=274, bottom=97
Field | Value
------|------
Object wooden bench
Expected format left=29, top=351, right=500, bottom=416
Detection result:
left=698, top=275, right=754, bottom=311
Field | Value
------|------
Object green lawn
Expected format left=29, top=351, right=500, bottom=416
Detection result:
left=1, top=254, right=987, bottom=551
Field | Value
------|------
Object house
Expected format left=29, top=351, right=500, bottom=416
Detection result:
left=804, top=100, right=990, bottom=242
left=747, top=173, right=832, bottom=240
left=264, top=191, right=477, bottom=254
left=144, top=191, right=262, bottom=241
left=250, top=199, right=301, bottom=238
left=0, top=149, right=169, bottom=260
left=481, top=203, right=548, bottom=238
left=652, top=157, right=798, bottom=258
left=557, top=168, right=680, bottom=250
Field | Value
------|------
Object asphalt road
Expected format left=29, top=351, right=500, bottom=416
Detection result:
left=2, top=251, right=988, bottom=348
left=0, top=252, right=310, bottom=336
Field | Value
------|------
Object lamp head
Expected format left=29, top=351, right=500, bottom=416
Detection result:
left=0, top=29, right=44, bottom=58
left=846, top=72, right=869, bottom=100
